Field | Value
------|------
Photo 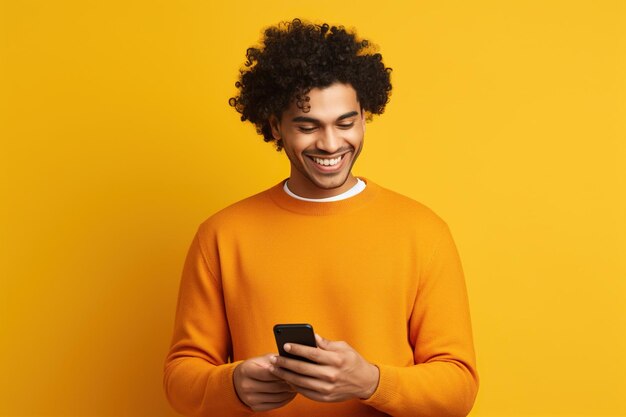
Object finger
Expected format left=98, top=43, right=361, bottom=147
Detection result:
left=293, top=385, right=337, bottom=403
left=248, top=395, right=296, bottom=412
left=271, top=355, right=321, bottom=377
left=271, top=355, right=341, bottom=384
left=314, top=334, right=348, bottom=352
left=284, top=343, right=330, bottom=364
left=246, top=361, right=288, bottom=382
left=254, top=380, right=295, bottom=393
left=247, top=391, right=296, bottom=404
left=270, top=365, right=333, bottom=393
left=249, top=372, right=288, bottom=383
left=315, top=333, right=328, bottom=348
left=249, top=354, right=278, bottom=368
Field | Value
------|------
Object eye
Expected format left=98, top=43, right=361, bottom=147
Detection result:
left=298, top=126, right=317, bottom=133
left=338, top=122, right=354, bottom=129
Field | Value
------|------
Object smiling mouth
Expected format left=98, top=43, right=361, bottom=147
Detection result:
left=310, top=155, right=343, bottom=166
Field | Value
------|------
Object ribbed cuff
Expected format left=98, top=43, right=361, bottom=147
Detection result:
left=360, top=363, right=401, bottom=409
left=214, top=361, right=255, bottom=415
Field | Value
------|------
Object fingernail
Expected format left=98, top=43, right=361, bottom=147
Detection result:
left=284, top=343, right=291, bottom=352
left=270, top=355, right=277, bottom=364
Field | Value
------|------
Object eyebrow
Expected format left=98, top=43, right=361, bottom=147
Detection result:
left=291, top=110, right=360, bottom=123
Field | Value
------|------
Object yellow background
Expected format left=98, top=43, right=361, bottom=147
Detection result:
left=1, top=1, right=625, bottom=416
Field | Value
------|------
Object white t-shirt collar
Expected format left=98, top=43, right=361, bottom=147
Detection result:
left=283, top=178, right=366, bottom=202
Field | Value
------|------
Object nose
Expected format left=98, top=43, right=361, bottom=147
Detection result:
left=315, top=126, right=342, bottom=154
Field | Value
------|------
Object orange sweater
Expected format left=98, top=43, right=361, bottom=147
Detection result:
left=164, top=178, right=478, bottom=416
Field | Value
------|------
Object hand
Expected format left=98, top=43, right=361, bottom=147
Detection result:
left=233, top=354, right=297, bottom=412
left=268, top=334, right=380, bottom=402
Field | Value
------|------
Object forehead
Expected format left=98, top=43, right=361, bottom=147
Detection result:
left=282, top=83, right=360, bottom=121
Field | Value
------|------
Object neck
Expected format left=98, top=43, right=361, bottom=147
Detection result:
left=269, top=177, right=378, bottom=216
left=286, top=174, right=358, bottom=199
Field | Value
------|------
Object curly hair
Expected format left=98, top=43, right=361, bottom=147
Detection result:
left=229, top=18, right=392, bottom=151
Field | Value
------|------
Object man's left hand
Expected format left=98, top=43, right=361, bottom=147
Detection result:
left=268, top=334, right=380, bottom=402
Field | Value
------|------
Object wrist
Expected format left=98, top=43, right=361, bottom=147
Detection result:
left=359, top=363, right=380, bottom=399
left=232, top=363, right=248, bottom=407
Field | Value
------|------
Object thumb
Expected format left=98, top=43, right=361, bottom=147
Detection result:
left=316, top=334, right=350, bottom=352
left=315, top=333, right=333, bottom=350
left=250, top=354, right=275, bottom=369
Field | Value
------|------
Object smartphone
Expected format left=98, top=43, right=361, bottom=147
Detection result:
left=273, top=323, right=318, bottom=364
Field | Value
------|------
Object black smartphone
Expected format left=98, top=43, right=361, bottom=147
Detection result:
left=273, top=323, right=318, bottom=364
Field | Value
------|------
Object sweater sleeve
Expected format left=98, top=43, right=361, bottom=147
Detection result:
left=362, top=222, right=479, bottom=417
left=163, top=231, right=253, bottom=417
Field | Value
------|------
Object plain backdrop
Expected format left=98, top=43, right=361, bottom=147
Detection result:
left=1, top=1, right=625, bottom=416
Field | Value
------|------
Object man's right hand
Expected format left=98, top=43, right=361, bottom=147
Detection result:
left=233, top=354, right=297, bottom=412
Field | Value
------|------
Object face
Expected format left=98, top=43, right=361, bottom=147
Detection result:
left=269, top=83, right=366, bottom=199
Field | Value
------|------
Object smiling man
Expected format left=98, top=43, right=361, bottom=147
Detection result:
left=164, top=19, right=478, bottom=417
left=269, top=83, right=365, bottom=199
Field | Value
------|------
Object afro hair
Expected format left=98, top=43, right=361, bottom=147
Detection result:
left=229, top=18, right=392, bottom=151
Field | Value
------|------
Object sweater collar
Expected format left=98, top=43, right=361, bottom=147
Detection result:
left=267, top=177, right=379, bottom=216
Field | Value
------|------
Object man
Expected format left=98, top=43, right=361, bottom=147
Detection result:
left=164, top=18, right=478, bottom=416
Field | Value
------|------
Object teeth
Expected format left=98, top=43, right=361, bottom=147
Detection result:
left=313, top=156, right=342, bottom=166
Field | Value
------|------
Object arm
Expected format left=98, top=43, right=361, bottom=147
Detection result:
left=164, top=231, right=296, bottom=416
left=361, top=222, right=479, bottom=416
left=269, top=223, right=478, bottom=416
left=163, top=232, right=254, bottom=416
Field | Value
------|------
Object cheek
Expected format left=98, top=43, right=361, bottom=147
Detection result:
left=347, top=127, right=365, bottom=144
left=283, top=142, right=304, bottom=164
left=285, top=133, right=312, bottom=154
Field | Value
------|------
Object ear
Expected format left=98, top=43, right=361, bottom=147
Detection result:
left=361, top=109, right=366, bottom=133
left=269, top=115, right=281, bottom=140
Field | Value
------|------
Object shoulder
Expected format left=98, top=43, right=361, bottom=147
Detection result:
left=196, top=183, right=280, bottom=237
left=368, top=179, right=449, bottom=231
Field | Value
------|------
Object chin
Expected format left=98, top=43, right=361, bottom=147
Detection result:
left=311, top=173, right=351, bottom=190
